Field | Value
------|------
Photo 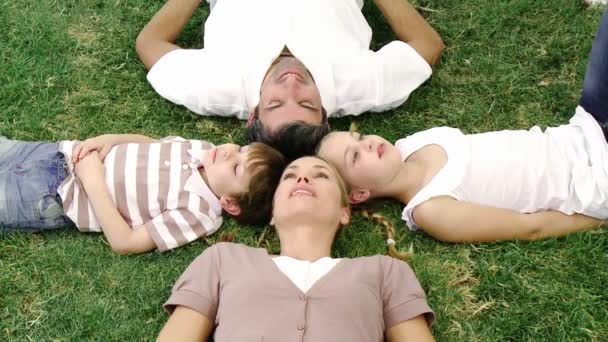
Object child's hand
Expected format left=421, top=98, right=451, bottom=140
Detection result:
left=74, top=151, right=105, bottom=184
left=73, top=135, right=117, bottom=163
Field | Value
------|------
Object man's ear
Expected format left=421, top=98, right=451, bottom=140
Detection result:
left=220, top=196, right=242, bottom=216
left=348, top=189, right=370, bottom=204
left=246, top=110, right=256, bottom=128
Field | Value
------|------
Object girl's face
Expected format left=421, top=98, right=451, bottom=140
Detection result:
left=272, top=156, right=350, bottom=231
left=317, top=131, right=402, bottom=193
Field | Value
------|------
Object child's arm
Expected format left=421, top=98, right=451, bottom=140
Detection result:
left=158, top=306, right=213, bottom=341
left=73, top=134, right=158, bottom=163
left=373, top=0, right=444, bottom=65
left=75, top=152, right=157, bottom=255
left=413, top=196, right=603, bottom=243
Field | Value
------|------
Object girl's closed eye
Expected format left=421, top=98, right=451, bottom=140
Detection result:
left=352, top=151, right=359, bottom=164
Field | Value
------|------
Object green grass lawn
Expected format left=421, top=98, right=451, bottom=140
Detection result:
left=1, top=0, right=607, bottom=340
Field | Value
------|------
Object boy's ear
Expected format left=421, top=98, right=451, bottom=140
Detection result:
left=220, top=197, right=242, bottom=216
left=246, top=110, right=255, bottom=128
left=348, top=189, right=370, bottom=204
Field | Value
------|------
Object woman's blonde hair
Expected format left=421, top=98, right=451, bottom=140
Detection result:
left=312, top=156, right=412, bottom=261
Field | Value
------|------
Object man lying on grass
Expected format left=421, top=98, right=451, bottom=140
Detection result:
left=0, top=134, right=286, bottom=254
left=136, top=0, right=444, bottom=159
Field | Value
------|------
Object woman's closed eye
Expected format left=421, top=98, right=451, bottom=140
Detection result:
left=315, top=172, right=329, bottom=179
left=282, top=172, right=296, bottom=180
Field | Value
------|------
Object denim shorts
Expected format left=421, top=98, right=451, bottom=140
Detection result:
left=0, top=137, right=72, bottom=232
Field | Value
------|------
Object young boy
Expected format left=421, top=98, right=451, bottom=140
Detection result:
left=0, top=134, right=286, bottom=254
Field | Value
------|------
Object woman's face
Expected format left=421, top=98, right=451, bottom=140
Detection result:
left=272, top=156, right=350, bottom=231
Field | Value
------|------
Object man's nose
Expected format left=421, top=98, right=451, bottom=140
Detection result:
left=284, top=76, right=301, bottom=92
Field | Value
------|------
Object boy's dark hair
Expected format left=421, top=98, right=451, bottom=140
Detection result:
left=231, top=142, right=287, bottom=226
left=244, top=106, right=331, bottom=160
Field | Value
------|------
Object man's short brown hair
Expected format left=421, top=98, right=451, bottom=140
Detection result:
left=230, top=142, right=287, bottom=225
left=245, top=106, right=331, bottom=160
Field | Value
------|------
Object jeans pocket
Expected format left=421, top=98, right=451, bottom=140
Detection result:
left=37, top=194, right=64, bottom=221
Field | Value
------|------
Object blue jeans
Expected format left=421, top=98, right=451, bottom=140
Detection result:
left=580, top=9, right=608, bottom=133
left=0, top=137, right=71, bottom=232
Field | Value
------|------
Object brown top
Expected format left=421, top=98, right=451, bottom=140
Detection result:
left=165, top=243, right=435, bottom=342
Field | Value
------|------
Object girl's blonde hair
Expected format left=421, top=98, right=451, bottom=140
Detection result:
left=312, top=156, right=412, bottom=261
left=360, top=210, right=412, bottom=261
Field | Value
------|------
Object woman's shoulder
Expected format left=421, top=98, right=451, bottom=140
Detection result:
left=349, top=254, right=412, bottom=271
left=203, top=242, right=267, bottom=259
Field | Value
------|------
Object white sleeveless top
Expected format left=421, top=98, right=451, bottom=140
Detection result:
left=397, top=106, right=608, bottom=230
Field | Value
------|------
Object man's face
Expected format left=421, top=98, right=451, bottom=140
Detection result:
left=256, top=56, right=323, bottom=133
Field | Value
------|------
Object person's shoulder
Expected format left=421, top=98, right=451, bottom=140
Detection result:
left=353, top=254, right=414, bottom=272
left=350, top=254, right=407, bottom=268
left=208, top=242, right=265, bottom=258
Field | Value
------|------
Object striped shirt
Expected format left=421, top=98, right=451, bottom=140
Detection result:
left=56, top=137, right=223, bottom=252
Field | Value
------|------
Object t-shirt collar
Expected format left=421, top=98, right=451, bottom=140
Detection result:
left=184, top=149, right=223, bottom=219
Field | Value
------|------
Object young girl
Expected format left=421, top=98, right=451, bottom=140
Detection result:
left=158, top=156, right=434, bottom=341
left=317, top=10, right=608, bottom=243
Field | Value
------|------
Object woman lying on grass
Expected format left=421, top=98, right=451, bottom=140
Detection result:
left=317, top=10, right=608, bottom=243
left=0, top=134, right=285, bottom=254
left=158, top=156, right=435, bottom=341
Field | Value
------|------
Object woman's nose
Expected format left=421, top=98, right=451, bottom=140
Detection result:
left=297, top=176, right=309, bottom=183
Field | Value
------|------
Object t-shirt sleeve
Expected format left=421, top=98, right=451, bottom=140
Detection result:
left=163, top=245, right=222, bottom=320
left=382, top=257, right=435, bottom=328
left=332, top=41, right=432, bottom=116
left=144, top=208, right=221, bottom=252
left=372, top=41, right=432, bottom=112
left=147, top=49, right=248, bottom=119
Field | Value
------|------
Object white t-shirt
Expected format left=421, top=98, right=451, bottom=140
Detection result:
left=396, top=106, right=608, bottom=230
left=147, top=0, right=432, bottom=119
left=272, top=256, right=341, bottom=293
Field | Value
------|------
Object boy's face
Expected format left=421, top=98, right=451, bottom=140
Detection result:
left=201, top=144, right=251, bottom=198
left=317, top=131, right=402, bottom=192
